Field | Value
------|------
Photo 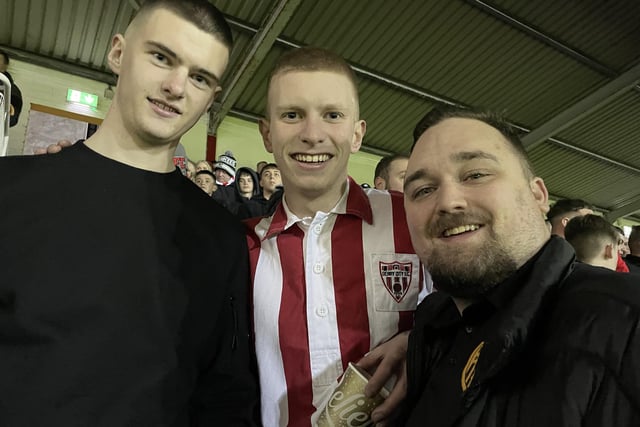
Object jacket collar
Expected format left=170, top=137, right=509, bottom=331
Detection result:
left=463, top=236, right=576, bottom=401
left=263, top=177, right=373, bottom=240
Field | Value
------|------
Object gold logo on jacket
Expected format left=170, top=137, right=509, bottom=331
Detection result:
left=461, top=341, right=484, bottom=392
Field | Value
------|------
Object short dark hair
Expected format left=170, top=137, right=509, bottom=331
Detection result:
left=547, top=199, right=594, bottom=221
left=0, top=50, right=9, bottom=66
left=374, top=154, right=409, bottom=183
left=412, top=106, right=535, bottom=178
left=565, top=214, right=618, bottom=262
left=195, top=170, right=215, bottom=179
left=134, top=0, right=233, bottom=49
left=267, top=47, right=359, bottom=116
left=260, top=163, right=279, bottom=179
left=629, top=226, right=640, bottom=246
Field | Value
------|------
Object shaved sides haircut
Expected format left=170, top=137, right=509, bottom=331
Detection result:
left=133, top=0, right=233, bottom=48
left=565, top=214, right=619, bottom=263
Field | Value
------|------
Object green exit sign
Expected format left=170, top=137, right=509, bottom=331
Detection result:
left=67, top=89, right=99, bottom=108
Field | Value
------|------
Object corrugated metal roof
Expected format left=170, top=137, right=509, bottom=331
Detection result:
left=1, top=0, right=639, bottom=221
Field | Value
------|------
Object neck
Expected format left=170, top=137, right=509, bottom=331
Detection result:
left=452, top=297, right=475, bottom=314
left=85, top=106, right=177, bottom=173
left=283, top=179, right=347, bottom=218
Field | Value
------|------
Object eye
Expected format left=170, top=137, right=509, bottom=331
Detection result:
left=411, top=186, right=435, bottom=200
left=282, top=111, right=299, bottom=120
left=464, top=171, right=489, bottom=181
left=192, top=74, right=210, bottom=88
left=152, top=52, right=168, bottom=64
left=325, top=111, right=343, bottom=120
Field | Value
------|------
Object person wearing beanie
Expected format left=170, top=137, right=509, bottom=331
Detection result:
left=214, top=150, right=236, bottom=186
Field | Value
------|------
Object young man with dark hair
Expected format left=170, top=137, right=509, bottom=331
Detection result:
left=0, top=1, right=258, bottom=425
left=194, top=169, right=217, bottom=196
left=374, top=153, right=409, bottom=192
left=247, top=46, right=428, bottom=425
left=238, top=163, right=283, bottom=219
left=565, top=214, right=621, bottom=270
left=401, top=106, right=640, bottom=426
left=546, top=198, right=595, bottom=237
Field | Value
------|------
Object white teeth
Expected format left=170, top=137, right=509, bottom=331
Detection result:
left=443, top=224, right=480, bottom=237
left=293, top=154, right=331, bottom=163
left=152, top=100, right=177, bottom=113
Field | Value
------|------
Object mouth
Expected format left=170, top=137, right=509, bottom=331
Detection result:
left=442, top=224, right=482, bottom=237
left=291, top=153, right=333, bottom=164
left=148, top=98, right=182, bottom=115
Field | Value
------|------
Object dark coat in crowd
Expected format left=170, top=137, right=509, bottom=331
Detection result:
left=402, top=237, right=640, bottom=427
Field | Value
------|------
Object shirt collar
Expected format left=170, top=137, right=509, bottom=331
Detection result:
left=263, top=177, right=373, bottom=239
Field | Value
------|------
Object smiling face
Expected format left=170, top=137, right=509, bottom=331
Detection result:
left=259, top=70, right=365, bottom=215
left=404, top=117, right=550, bottom=299
left=108, top=8, right=228, bottom=147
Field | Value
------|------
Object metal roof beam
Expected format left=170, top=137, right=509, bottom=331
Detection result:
left=0, top=45, right=116, bottom=85
left=208, top=0, right=302, bottom=134
left=605, top=199, right=640, bottom=222
left=522, top=61, right=640, bottom=150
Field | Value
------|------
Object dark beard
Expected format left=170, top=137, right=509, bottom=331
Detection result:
left=427, top=234, right=519, bottom=299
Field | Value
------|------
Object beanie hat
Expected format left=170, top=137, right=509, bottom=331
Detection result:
left=214, top=150, right=237, bottom=178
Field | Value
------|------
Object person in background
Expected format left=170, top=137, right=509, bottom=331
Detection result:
left=186, top=159, right=197, bottom=181
left=401, top=106, right=640, bottom=426
left=625, top=225, right=640, bottom=275
left=0, top=1, right=258, bottom=425
left=565, top=214, right=621, bottom=271
left=0, top=49, right=23, bottom=127
left=546, top=198, right=594, bottom=238
left=213, top=150, right=236, bottom=186
left=194, top=169, right=217, bottom=196
left=256, top=160, right=268, bottom=175
left=374, top=153, right=409, bottom=192
left=195, top=159, right=213, bottom=172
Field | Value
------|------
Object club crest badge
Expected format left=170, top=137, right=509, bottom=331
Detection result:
left=379, top=261, right=413, bottom=303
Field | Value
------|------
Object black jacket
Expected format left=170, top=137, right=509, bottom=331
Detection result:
left=403, top=237, right=640, bottom=427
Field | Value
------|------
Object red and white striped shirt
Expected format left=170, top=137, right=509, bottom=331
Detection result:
left=246, top=178, right=428, bottom=426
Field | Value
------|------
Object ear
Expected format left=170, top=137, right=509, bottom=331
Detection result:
left=350, top=119, right=366, bottom=153
left=259, top=118, right=273, bottom=153
left=604, top=243, right=614, bottom=260
left=206, top=86, right=223, bottom=111
left=529, top=177, right=549, bottom=215
left=374, top=176, right=386, bottom=190
left=107, top=34, right=125, bottom=75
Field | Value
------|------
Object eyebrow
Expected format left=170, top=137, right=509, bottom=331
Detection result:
left=403, top=150, right=499, bottom=192
left=145, top=41, right=221, bottom=83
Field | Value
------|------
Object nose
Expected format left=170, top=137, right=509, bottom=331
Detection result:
left=299, top=115, right=325, bottom=145
left=435, top=180, right=468, bottom=214
left=161, top=68, right=188, bottom=99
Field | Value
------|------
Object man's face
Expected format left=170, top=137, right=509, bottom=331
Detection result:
left=108, top=8, right=228, bottom=147
left=259, top=70, right=365, bottom=204
left=618, top=233, right=630, bottom=256
left=386, top=158, right=409, bottom=192
left=215, top=168, right=232, bottom=184
left=260, top=167, right=282, bottom=194
left=195, top=174, right=216, bottom=195
left=404, top=118, right=550, bottom=299
left=238, top=172, right=254, bottom=196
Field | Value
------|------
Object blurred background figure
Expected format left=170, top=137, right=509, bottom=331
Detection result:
left=195, top=159, right=213, bottom=172
left=625, top=226, right=640, bottom=275
left=0, top=49, right=23, bottom=127
left=565, top=214, right=620, bottom=271
left=373, top=153, right=408, bottom=192
left=194, top=170, right=217, bottom=196
left=547, top=198, right=594, bottom=238
left=213, top=150, right=236, bottom=186
left=256, top=160, right=268, bottom=175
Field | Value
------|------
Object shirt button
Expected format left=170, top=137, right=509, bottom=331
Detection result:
left=313, top=263, right=325, bottom=274
left=313, top=224, right=323, bottom=234
left=315, top=306, right=328, bottom=317
left=465, top=326, right=473, bottom=334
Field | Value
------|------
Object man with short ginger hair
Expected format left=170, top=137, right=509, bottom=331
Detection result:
left=246, top=47, right=427, bottom=425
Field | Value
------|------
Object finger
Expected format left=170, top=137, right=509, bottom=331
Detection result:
left=364, top=358, right=395, bottom=397
left=46, top=144, right=63, bottom=154
left=33, top=148, right=47, bottom=155
left=59, top=140, right=74, bottom=148
left=370, top=373, right=406, bottom=423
